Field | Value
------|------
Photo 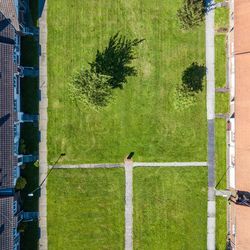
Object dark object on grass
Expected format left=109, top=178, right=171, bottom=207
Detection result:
left=127, top=152, right=135, bottom=159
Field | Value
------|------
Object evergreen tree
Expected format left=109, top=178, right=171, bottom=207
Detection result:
left=90, top=33, right=144, bottom=88
left=177, top=0, right=206, bottom=30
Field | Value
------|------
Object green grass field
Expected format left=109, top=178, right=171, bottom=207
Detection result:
left=46, top=1, right=230, bottom=249
left=133, top=167, right=207, bottom=249
left=47, top=169, right=125, bottom=250
left=47, top=0, right=206, bottom=164
left=215, top=5, right=229, bottom=250
left=216, top=197, right=228, bottom=250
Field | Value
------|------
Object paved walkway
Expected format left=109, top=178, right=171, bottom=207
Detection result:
left=53, top=160, right=206, bottom=250
left=133, top=162, right=207, bottom=167
left=124, top=160, right=133, bottom=250
left=215, top=113, right=229, bottom=119
left=53, top=163, right=123, bottom=169
left=206, top=0, right=216, bottom=249
left=53, top=162, right=207, bottom=169
left=215, top=189, right=231, bottom=198
left=38, top=0, right=48, bottom=249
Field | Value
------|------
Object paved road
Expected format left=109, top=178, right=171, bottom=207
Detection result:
left=206, top=0, right=216, bottom=249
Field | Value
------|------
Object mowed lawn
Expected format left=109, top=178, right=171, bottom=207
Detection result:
left=47, top=0, right=206, bottom=164
left=133, top=167, right=207, bottom=250
left=47, top=169, right=124, bottom=250
left=215, top=4, right=229, bottom=249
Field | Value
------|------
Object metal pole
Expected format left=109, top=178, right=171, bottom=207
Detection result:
left=28, top=153, right=65, bottom=196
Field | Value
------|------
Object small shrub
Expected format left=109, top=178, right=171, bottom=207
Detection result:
left=173, top=86, right=197, bottom=110
left=19, top=139, right=26, bottom=154
left=18, top=222, right=27, bottom=233
left=69, top=69, right=112, bottom=110
left=15, top=177, right=27, bottom=190
left=34, top=160, right=39, bottom=168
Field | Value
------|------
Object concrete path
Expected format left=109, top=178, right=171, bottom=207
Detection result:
left=206, top=0, right=216, bottom=249
left=53, top=162, right=207, bottom=169
left=38, top=0, right=48, bottom=249
left=133, top=162, right=207, bottom=167
left=215, top=113, right=229, bottom=119
left=52, top=160, right=206, bottom=250
left=215, top=87, right=229, bottom=93
left=215, top=189, right=231, bottom=198
left=125, top=160, right=133, bottom=250
left=53, top=163, right=123, bottom=169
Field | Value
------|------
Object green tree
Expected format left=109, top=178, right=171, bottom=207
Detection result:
left=15, top=177, right=27, bottom=190
left=174, top=62, right=206, bottom=110
left=181, top=62, right=206, bottom=92
left=90, top=33, right=144, bottom=89
left=18, top=222, right=27, bottom=233
left=177, top=0, right=206, bottom=30
left=70, top=69, right=112, bottom=109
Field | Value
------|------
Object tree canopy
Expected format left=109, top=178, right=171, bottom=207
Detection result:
left=177, top=0, right=206, bottom=30
left=90, top=32, right=144, bottom=89
left=70, top=69, right=112, bottom=110
left=181, top=62, right=206, bottom=92
left=174, top=62, right=206, bottom=110
left=15, top=177, right=27, bottom=190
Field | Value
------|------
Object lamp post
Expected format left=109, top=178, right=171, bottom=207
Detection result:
left=28, top=153, right=66, bottom=197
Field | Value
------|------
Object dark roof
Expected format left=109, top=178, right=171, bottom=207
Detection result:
left=0, top=11, right=18, bottom=188
left=0, top=0, right=20, bottom=31
left=0, top=10, right=19, bottom=250
left=0, top=197, right=15, bottom=250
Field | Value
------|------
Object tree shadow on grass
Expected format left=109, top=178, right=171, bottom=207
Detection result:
left=89, top=32, right=144, bottom=89
left=182, top=62, right=206, bottom=93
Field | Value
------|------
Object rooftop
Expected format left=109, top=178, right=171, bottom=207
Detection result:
left=234, top=0, right=250, bottom=247
left=0, top=11, right=18, bottom=189
left=0, top=196, right=16, bottom=250
left=0, top=0, right=20, bottom=32
left=0, top=8, right=19, bottom=250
